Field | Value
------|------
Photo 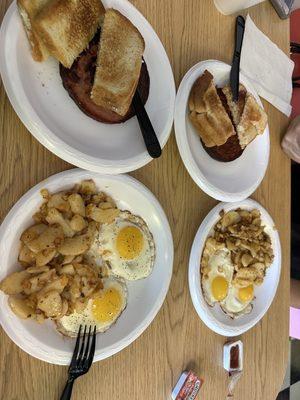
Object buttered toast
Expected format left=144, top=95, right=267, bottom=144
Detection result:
left=17, top=0, right=50, bottom=62
left=32, top=0, right=105, bottom=68
left=91, top=9, right=145, bottom=116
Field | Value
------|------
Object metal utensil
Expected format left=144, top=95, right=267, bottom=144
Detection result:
left=230, top=15, right=245, bottom=102
left=132, top=90, right=162, bottom=159
left=60, top=325, right=96, bottom=400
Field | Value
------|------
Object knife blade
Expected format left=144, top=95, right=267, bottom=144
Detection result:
left=230, top=15, right=245, bottom=102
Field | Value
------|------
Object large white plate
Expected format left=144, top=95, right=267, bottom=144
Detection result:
left=189, top=199, right=281, bottom=337
left=174, top=60, right=270, bottom=202
left=0, top=1, right=175, bottom=174
left=0, top=169, right=174, bottom=364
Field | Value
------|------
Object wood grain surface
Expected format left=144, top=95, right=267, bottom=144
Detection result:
left=0, top=1, right=290, bottom=399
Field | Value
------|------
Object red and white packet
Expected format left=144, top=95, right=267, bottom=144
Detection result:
left=171, top=370, right=204, bottom=400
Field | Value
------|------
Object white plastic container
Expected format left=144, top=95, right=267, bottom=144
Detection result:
left=214, top=0, right=265, bottom=15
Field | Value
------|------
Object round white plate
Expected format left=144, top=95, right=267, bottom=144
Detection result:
left=189, top=199, right=281, bottom=337
left=0, top=1, right=175, bottom=174
left=0, top=169, right=174, bottom=364
left=174, top=60, right=270, bottom=202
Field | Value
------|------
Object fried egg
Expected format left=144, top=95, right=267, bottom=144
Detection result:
left=201, top=248, right=234, bottom=306
left=221, top=284, right=254, bottom=318
left=94, top=211, right=155, bottom=281
left=56, top=277, right=127, bottom=337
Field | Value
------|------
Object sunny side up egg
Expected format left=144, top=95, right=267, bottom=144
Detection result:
left=95, top=211, right=156, bottom=281
left=57, top=277, right=127, bottom=337
left=220, top=284, right=254, bottom=318
left=201, top=247, right=255, bottom=318
left=201, top=248, right=234, bottom=306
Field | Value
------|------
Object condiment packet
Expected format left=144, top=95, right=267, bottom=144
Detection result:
left=171, top=370, right=204, bottom=400
left=223, top=340, right=243, bottom=399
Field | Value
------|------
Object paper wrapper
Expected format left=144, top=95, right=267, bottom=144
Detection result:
left=226, top=370, right=243, bottom=399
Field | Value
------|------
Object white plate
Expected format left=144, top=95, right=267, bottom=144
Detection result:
left=0, top=1, right=175, bottom=174
left=189, top=199, right=281, bottom=337
left=174, top=60, right=270, bottom=202
left=0, top=169, right=174, bottom=364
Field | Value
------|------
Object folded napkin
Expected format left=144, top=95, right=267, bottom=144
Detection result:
left=240, top=15, right=294, bottom=117
left=281, top=116, right=300, bottom=162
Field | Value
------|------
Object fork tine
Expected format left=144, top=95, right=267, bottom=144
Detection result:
left=69, top=325, right=82, bottom=369
left=77, top=325, right=87, bottom=362
left=86, top=326, right=96, bottom=369
left=80, top=325, right=92, bottom=365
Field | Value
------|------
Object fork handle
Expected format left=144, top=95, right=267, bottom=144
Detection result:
left=60, top=378, right=75, bottom=400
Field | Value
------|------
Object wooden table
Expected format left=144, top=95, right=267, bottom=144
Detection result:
left=0, top=1, right=290, bottom=399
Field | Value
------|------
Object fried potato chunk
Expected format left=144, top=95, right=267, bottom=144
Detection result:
left=58, top=234, right=91, bottom=256
left=78, top=180, right=97, bottom=195
left=35, top=249, right=57, bottom=266
left=37, top=275, right=69, bottom=296
left=8, top=296, right=35, bottom=319
left=70, top=214, right=87, bottom=232
left=37, top=290, right=62, bottom=318
left=68, top=194, right=86, bottom=217
left=0, top=271, right=30, bottom=295
left=26, top=224, right=64, bottom=253
left=46, top=208, right=74, bottom=237
left=19, top=244, right=36, bottom=265
left=20, top=224, right=47, bottom=244
left=86, top=204, right=119, bottom=224
left=47, top=193, right=70, bottom=212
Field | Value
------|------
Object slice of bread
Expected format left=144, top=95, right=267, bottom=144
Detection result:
left=188, top=71, right=235, bottom=147
left=222, top=84, right=247, bottom=127
left=222, top=85, right=267, bottom=149
left=189, top=70, right=214, bottom=114
left=33, top=0, right=105, bottom=68
left=237, top=93, right=268, bottom=149
left=91, top=9, right=145, bottom=116
left=17, top=0, right=50, bottom=62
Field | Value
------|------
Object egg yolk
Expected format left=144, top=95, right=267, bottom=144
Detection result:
left=211, top=276, right=229, bottom=301
left=116, top=225, right=144, bottom=260
left=92, top=288, right=122, bottom=323
left=238, top=285, right=254, bottom=303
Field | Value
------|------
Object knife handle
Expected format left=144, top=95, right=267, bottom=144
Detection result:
left=132, top=91, right=162, bottom=159
left=233, top=15, right=245, bottom=59
left=230, top=15, right=245, bottom=102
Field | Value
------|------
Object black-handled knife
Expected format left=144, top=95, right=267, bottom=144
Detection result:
left=132, top=90, right=162, bottom=159
left=230, top=15, right=245, bottom=102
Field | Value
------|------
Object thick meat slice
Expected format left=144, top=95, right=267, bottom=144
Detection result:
left=60, top=31, right=150, bottom=124
left=201, top=89, right=244, bottom=162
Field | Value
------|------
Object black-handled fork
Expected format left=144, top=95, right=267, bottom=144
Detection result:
left=60, top=325, right=96, bottom=400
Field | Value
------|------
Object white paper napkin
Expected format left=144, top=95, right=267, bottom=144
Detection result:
left=240, top=15, right=294, bottom=117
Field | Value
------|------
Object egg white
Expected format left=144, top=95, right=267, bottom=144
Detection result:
left=94, top=211, right=155, bottom=281
left=220, top=285, right=253, bottom=318
left=201, top=248, right=234, bottom=306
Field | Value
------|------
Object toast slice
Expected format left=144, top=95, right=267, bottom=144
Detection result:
left=188, top=71, right=235, bottom=147
left=91, top=9, right=145, bottom=116
left=237, top=93, right=268, bottom=149
left=17, top=0, right=50, bottom=62
left=222, top=84, right=247, bottom=127
left=223, top=85, right=267, bottom=149
left=33, top=0, right=105, bottom=68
